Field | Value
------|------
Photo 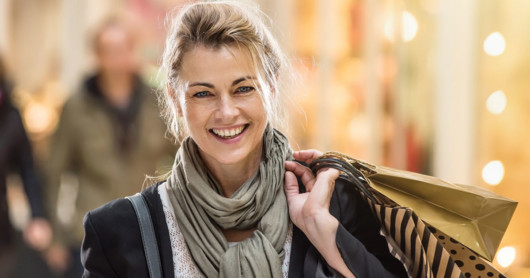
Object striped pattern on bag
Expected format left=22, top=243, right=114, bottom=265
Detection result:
left=365, top=196, right=463, bottom=278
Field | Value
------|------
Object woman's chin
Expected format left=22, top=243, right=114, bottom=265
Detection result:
left=209, top=150, right=250, bottom=166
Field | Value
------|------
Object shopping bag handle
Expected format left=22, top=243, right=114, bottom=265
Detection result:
left=310, top=156, right=377, bottom=204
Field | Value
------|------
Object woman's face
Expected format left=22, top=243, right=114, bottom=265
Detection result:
left=177, top=44, right=268, bottom=168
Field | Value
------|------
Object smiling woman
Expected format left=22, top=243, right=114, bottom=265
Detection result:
left=80, top=1, right=408, bottom=278
left=177, top=45, right=268, bottom=194
left=161, top=1, right=287, bottom=142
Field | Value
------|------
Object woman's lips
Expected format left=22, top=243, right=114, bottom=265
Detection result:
left=209, top=124, right=249, bottom=142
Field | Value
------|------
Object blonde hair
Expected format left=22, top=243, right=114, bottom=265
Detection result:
left=160, top=0, right=290, bottom=141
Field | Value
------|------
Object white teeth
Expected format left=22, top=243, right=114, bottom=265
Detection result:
left=212, top=125, right=245, bottom=138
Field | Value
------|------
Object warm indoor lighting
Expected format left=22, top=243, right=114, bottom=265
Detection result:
left=486, top=90, right=507, bottom=114
left=383, top=17, right=395, bottom=41
left=402, top=11, right=418, bottom=42
left=483, top=32, right=506, bottom=56
left=482, top=160, right=505, bottom=186
left=497, top=246, right=516, bottom=268
left=383, top=11, right=418, bottom=42
left=24, top=102, right=53, bottom=134
left=419, top=0, right=437, bottom=14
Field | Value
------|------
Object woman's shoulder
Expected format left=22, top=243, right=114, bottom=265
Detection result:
left=333, top=176, right=360, bottom=196
left=82, top=182, right=174, bottom=277
left=84, top=183, right=163, bottom=234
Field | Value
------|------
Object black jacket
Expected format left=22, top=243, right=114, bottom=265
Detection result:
left=0, top=87, right=45, bottom=247
left=81, top=178, right=408, bottom=277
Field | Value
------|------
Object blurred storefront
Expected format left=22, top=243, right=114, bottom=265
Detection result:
left=0, top=0, right=528, bottom=276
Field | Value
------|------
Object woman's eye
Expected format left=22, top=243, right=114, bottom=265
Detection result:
left=236, top=86, right=254, bottom=94
left=193, top=91, right=210, bottom=98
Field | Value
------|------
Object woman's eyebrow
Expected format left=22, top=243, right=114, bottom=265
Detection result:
left=188, top=76, right=257, bottom=88
left=189, top=82, right=214, bottom=88
left=232, top=76, right=257, bottom=86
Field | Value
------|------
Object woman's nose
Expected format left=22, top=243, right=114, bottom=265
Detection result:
left=216, top=94, right=239, bottom=119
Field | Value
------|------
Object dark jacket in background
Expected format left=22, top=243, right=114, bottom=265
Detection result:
left=81, top=178, right=408, bottom=277
left=0, top=85, right=45, bottom=248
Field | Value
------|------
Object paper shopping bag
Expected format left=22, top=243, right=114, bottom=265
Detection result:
left=310, top=153, right=512, bottom=277
left=311, top=152, right=517, bottom=262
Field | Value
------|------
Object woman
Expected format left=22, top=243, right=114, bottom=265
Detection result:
left=81, top=1, right=408, bottom=277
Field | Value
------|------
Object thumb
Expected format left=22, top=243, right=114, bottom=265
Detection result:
left=284, top=171, right=299, bottom=202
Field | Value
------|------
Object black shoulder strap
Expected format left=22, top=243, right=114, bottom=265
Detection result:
left=126, top=193, right=162, bottom=278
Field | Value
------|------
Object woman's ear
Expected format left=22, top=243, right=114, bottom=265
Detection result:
left=167, top=83, right=183, bottom=117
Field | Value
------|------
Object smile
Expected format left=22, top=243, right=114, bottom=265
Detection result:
left=209, top=124, right=249, bottom=139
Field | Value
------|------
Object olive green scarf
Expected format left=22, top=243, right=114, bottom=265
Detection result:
left=167, top=125, right=292, bottom=277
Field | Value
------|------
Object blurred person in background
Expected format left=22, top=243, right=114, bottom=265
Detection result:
left=0, top=55, right=53, bottom=276
left=45, top=18, right=177, bottom=277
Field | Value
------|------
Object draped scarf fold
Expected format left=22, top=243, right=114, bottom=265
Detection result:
left=167, top=125, right=293, bottom=277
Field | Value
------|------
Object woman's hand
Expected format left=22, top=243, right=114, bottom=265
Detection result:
left=285, top=159, right=355, bottom=278
left=284, top=161, right=338, bottom=235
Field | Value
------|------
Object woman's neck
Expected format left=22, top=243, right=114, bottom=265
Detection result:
left=200, top=146, right=263, bottom=198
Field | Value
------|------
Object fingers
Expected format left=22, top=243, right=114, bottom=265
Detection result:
left=311, top=168, right=340, bottom=204
left=294, top=149, right=323, bottom=164
left=315, top=168, right=340, bottom=186
left=284, top=171, right=299, bottom=202
left=285, top=161, right=315, bottom=191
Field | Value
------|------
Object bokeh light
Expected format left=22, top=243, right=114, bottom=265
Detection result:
left=497, top=246, right=516, bottom=268
left=481, top=160, right=505, bottom=186
left=483, top=32, right=506, bottom=56
left=486, top=90, right=507, bottom=114
left=402, top=11, right=418, bottom=42
left=384, top=11, right=418, bottom=42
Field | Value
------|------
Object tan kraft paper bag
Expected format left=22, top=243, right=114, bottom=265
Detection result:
left=315, top=152, right=517, bottom=262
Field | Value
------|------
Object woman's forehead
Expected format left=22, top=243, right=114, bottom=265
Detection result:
left=180, top=45, right=259, bottom=85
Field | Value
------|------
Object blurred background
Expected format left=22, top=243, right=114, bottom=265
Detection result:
left=0, top=0, right=528, bottom=277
